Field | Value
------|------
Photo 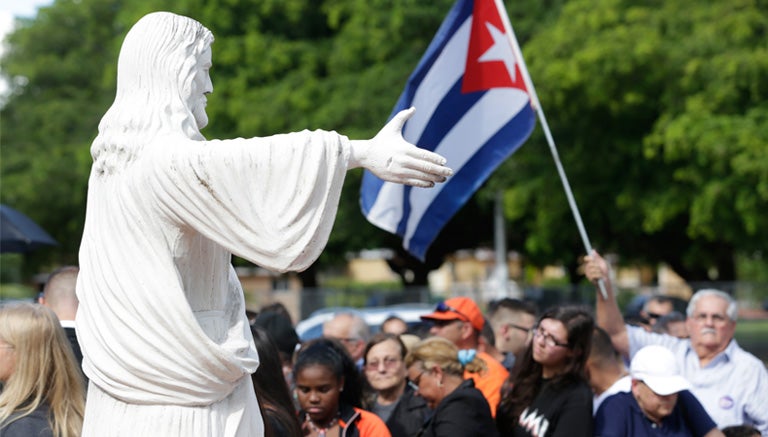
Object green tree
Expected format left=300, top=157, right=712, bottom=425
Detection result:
left=1, top=0, right=123, bottom=274
left=1, top=0, right=460, bottom=283
left=499, top=0, right=768, bottom=281
left=4, top=0, right=764, bottom=287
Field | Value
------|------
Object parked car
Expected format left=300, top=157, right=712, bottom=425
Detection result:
left=295, top=303, right=435, bottom=341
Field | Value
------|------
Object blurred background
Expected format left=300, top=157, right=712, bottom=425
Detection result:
left=1, top=0, right=766, bottom=359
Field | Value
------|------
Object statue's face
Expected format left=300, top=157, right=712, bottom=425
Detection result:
left=187, top=46, right=213, bottom=129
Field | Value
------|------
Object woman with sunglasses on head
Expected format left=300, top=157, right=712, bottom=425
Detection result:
left=363, top=333, right=429, bottom=437
left=405, top=336, right=498, bottom=437
left=496, top=305, right=594, bottom=436
left=294, top=338, right=391, bottom=437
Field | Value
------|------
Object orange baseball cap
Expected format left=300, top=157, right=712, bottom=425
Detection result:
left=421, top=297, right=485, bottom=332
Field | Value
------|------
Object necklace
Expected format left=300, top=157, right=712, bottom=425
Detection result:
left=305, top=414, right=339, bottom=437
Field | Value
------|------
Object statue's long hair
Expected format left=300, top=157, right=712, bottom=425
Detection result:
left=91, top=11, right=214, bottom=175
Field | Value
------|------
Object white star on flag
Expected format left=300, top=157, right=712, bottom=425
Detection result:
left=477, top=21, right=517, bottom=82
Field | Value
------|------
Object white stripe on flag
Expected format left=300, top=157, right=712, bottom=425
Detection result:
left=404, top=17, right=472, bottom=141
left=364, top=17, right=473, bottom=234
left=365, top=183, right=403, bottom=234
left=403, top=88, right=530, bottom=248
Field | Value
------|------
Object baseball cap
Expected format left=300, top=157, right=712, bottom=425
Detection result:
left=420, top=297, right=485, bottom=332
left=630, top=345, right=691, bottom=396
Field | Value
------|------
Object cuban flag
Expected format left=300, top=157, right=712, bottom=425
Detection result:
left=360, top=0, right=537, bottom=261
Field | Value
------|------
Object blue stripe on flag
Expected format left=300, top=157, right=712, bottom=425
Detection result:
left=416, top=79, right=485, bottom=151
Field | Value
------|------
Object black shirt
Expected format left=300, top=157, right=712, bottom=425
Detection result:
left=509, top=377, right=593, bottom=437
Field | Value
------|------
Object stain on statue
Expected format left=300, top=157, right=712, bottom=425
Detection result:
left=76, top=11, right=452, bottom=437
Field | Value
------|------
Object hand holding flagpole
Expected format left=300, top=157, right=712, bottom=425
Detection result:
left=495, top=0, right=607, bottom=299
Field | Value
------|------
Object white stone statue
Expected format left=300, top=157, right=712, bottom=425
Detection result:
left=75, top=11, right=451, bottom=437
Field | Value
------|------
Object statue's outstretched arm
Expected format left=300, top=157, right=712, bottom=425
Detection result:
left=349, top=107, right=453, bottom=188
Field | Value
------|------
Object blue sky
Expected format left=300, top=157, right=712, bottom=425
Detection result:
left=1, top=0, right=53, bottom=20
left=0, top=0, right=53, bottom=98
left=1, top=0, right=54, bottom=46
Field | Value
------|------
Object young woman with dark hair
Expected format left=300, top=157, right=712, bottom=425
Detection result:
left=293, top=338, right=390, bottom=437
left=250, top=327, right=302, bottom=437
left=496, top=305, right=594, bottom=436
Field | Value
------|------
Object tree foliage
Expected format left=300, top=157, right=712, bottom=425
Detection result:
left=1, top=0, right=123, bottom=271
left=1, top=0, right=766, bottom=283
left=499, top=0, right=768, bottom=280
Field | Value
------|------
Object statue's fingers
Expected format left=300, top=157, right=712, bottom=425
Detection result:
left=387, top=107, right=416, bottom=133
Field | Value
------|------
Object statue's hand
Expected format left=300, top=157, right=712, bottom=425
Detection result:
left=350, top=107, right=453, bottom=188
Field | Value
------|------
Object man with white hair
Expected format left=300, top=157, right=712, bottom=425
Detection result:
left=595, top=345, right=722, bottom=436
left=586, top=251, right=768, bottom=435
left=322, top=312, right=371, bottom=367
left=76, top=11, right=451, bottom=437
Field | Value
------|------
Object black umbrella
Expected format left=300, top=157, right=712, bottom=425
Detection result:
left=0, top=204, right=58, bottom=253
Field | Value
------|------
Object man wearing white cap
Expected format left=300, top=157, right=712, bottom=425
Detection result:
left=595, top=345, right=724, bottom=437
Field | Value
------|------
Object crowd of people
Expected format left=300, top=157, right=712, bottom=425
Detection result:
left=1, top=253, right=766, bottom=436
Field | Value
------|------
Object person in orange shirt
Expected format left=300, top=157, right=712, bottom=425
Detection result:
left=420, top=297, right=509, bottom=417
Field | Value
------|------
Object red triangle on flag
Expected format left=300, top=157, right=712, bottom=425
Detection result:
left=462, top=0, right=528, bottom=94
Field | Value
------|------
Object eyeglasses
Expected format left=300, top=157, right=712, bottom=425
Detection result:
left=431, top=319, right=462, bottom=328
left=365, top=357, right=401, bottom=371
left=407, top=370, right=425, bottom=391
left=506, top=323, right=534, bottom=335
left=330, top=337, right=361, bottom=344
left=645, top=312, right=663, bottom=320
left=533, top=326, right=569, bottom=348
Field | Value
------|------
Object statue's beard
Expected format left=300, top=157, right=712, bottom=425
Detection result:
left=192, top=100, right=208, bottom=130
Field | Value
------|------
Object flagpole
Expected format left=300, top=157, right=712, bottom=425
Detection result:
left=493, top=188, right=510, bottom=298
left=495, top=0, right=607, bottom=299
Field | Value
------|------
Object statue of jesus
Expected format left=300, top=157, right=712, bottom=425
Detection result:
left=76, top=11, right=451, bottom=437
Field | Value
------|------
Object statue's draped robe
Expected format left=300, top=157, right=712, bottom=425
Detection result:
left=77, top=131, right=350, bottom=436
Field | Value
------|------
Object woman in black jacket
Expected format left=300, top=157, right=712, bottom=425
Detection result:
left=405, top=336, right=498, bottom=437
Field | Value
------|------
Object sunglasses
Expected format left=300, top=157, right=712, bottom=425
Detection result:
left=434, top=301, right=470, bottom=322
left=431, top=319, right=462, bottom=328
left=408, top=370, right=425, bottom=391
left=645, top=312, right=663, bottom=320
